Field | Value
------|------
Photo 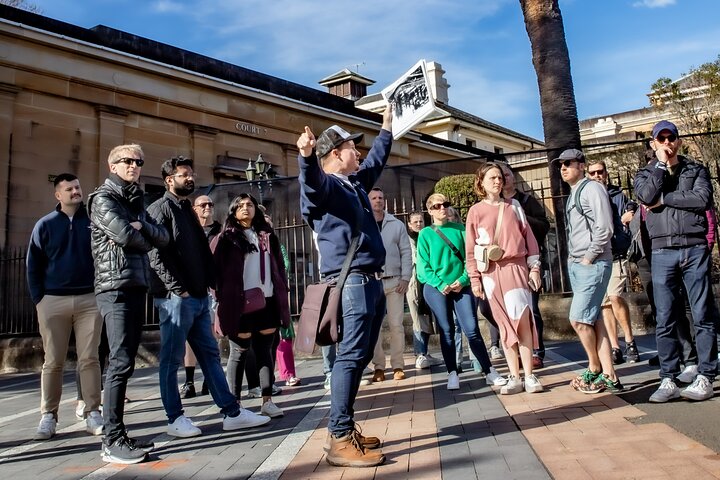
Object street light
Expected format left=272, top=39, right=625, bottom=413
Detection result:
left=245, top=153, right=278, bottom=200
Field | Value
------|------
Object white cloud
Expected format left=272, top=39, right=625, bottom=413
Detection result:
left=152, top=0, right=186, bottom=14
left=632, top=0, right=676, bottom=8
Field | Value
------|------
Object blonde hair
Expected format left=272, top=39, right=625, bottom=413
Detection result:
left=107, top=144, right=143, bottom=165
left=426, top=193, right=447, bottom=210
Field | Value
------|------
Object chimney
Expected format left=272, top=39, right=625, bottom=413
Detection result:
left=319, top=68, right=375, bottom=101
left=426, top=61, right=450, bottom=104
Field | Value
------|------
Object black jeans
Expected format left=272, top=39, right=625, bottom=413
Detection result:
left=96, top=288, right=146, bottom=442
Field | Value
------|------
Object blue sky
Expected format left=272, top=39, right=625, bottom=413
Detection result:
left=27, top=0, right=720, bottom=142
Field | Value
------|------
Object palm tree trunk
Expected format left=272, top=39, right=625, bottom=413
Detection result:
left=520, top=0, right=579, bottom=291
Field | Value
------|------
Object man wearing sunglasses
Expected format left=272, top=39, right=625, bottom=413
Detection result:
left=88, top=144, right=169, bottom=463
left=586, top=160, right=640, bottom=366
left=554, top=148, right=621, bottom=394
left=634, top=120, right=717, bottom=403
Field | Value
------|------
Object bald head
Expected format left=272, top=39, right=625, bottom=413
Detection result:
left=193, top=195, right=215, bottom=225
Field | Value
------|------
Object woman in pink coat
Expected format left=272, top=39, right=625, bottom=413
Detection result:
left=465, top=163, right=544, bottom=395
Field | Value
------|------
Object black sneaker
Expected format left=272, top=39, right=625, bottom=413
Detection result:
left=648, top=355, right=660, bottom=367
left=201, top=381, right=209, bottom=396
left=611, top=348, right=625, bottom=365
left=180, top=382, right=196, bottom=399
left=625, top=341, right=640, bottom=363
left=127, top=436, right=155, bottom=453
left=101, top=436, right=148, bottom=464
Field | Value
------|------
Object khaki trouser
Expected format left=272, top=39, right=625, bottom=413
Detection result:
left=372, top=277, right=407, bottom=370
left=36, top=293, right=102, bottom=416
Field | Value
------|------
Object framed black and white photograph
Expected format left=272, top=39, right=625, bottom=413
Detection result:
left=382, top=59, right=436, bottom=139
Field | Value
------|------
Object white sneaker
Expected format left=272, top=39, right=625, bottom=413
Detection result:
left=33, top=413, right=57, bottom=441
left=486, top=367, right=507, bottom=386
left=680, top=374, right=714, bottom=401
left=425, top=354, right=444, bottom=366
left=323, top=373, right=332, bottom=390
left=167, top=415, right=202, bottom=438
left=676, top=364, right=699, bottom=384
left=223, top=408, right=271, bottom=430
left=447, top=371, right=460, bottom=390
left=524, top=374, right=544, bottom=393
left=489, top=346, right=504, bottom=360
left=649, top=377, right=681, bottom=403
left=501, top=375, right=524, bottom=395
left=260, top=400, right=284, bottom=418
left=246, top=387, right=262, bottom=398
left=75, top=400, right=86, bottom=420
left=272, top=384, right=283, bottom=396
left=85, top=410, right=103, bottom=436
left=415, top=354, right=430, bottom=369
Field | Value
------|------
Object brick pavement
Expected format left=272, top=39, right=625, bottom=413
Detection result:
left=0, top=344, right=718, bottom=479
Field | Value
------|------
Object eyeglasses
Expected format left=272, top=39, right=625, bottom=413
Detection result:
left=588, top=169, right=606, bottom=176
left=655, top=134, right=677, bottom=143
left=173, top=173, right=195, bottom=179
left=116, top=157, right=145, bottom=167
left=429, top=201, right=451, bottom=211
left=194, top=202, right=214, bottom=209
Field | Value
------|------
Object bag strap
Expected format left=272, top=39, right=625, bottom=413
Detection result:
left=334, top=183, right=366, bottom=289
left=493, top=201, right=505, bottom=245
left=432, top=226, right=464, bottom=262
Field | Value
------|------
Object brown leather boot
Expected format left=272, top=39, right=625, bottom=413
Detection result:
left=393, top=368, right=405, bottom=380
left=372, top=369, right=385, bottom=382
left=323, top=427, right=381, bottom=452
left=326, top=430, right=385, bottom=467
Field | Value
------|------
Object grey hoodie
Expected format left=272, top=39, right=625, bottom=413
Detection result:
left=566, top=178, right=613, bottom=263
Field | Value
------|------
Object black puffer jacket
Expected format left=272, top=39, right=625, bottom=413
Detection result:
left=87, top=178, right=169, bottom=294
left=634, top=156, right=711, bottom=250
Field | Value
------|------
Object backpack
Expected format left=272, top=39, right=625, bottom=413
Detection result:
left=568, top=179, right=631, bottom=258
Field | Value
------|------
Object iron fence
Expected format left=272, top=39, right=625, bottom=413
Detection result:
left=4, top=134, right=719, bottom=336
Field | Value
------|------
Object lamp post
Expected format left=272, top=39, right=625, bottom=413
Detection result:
left=245, top=154, right=277, bottom=201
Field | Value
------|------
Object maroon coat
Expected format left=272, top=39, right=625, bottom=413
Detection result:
left=211, top=226, right=290, bottom=338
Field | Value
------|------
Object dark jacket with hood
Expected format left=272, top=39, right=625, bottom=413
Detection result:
left=147, top=191, right=215, bottom=298
left=87, top=175, right=169, bottom=294
left=211, top=226, right=290, bottom=339
left=634, top=156, right=711, bottom=250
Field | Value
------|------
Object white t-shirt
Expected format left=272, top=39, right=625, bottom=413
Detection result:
left=242, top=228, right=274, bottom=297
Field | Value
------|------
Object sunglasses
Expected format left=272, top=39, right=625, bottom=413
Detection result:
left=558, top=159, right=580, bottom=168
left=195, top=202, right=214, bottom=209
left=655, top=134, right=677, bottom=143
left=429, top=201, right=451, bottom=211
left=116, top=157, right=145, bottom=167
left=588, top=169, right=606, bottom=176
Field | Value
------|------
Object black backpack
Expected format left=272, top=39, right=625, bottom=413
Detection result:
left=569, top=180, right=631, bottom=258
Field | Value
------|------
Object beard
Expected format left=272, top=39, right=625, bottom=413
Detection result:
left=174, top=180, right=195, bottom=197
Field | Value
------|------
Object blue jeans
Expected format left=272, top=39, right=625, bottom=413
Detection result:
left=322, top=344, right=337, bottom=375
left=413, top=330, right=429, bottom=356
left=423, top=285, right=492, bottom=374
left=155, top=294, right=239, bottom=423
left=651, top=245, right=717, bottom=380
left=328, top=273, right=385, bottom=436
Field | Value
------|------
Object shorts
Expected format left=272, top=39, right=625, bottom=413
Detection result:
left=238, top=296, right=281, bottom=334
left=602, top=259, right=628, bottom=305
left=568, top=260, right=612, bottom=325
